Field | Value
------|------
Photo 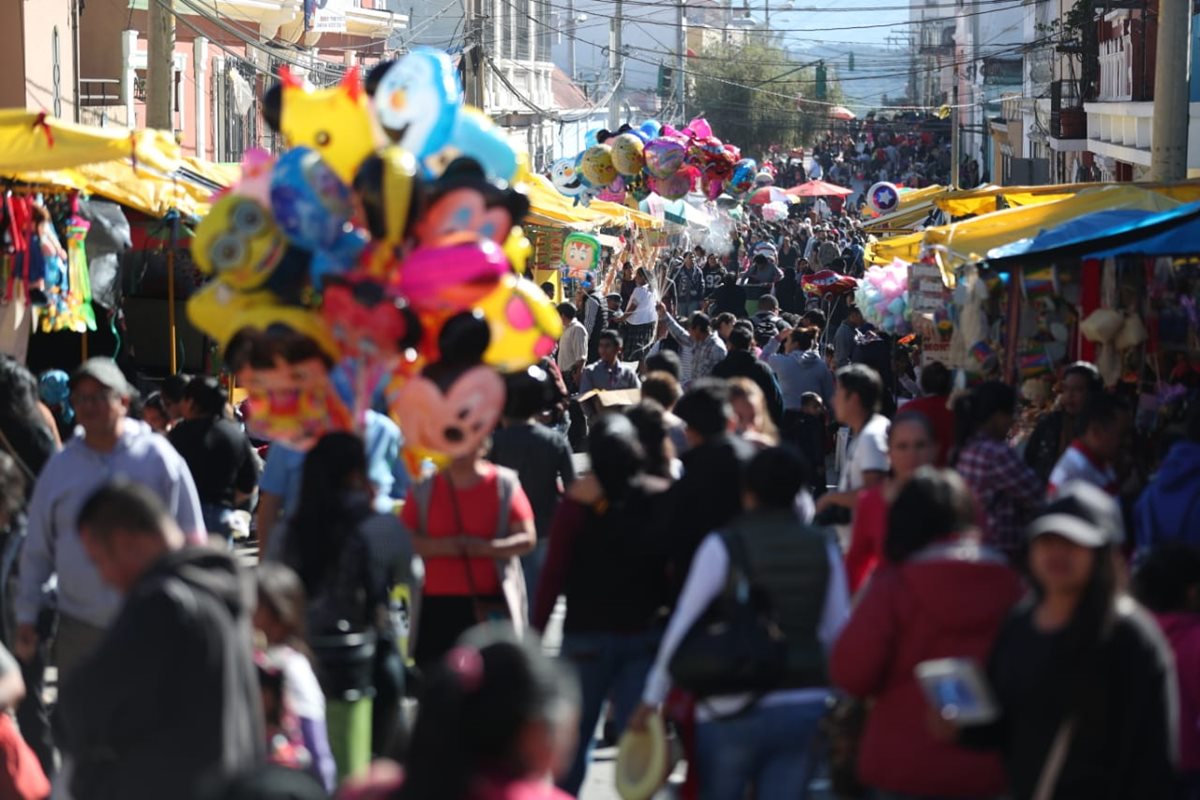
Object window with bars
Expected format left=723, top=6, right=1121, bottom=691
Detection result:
left=515, top=0, right=531, bottom=60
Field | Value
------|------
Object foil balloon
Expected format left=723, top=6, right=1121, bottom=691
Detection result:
left=393, top=238, right=511, bottom=313
left=638, top=120, right=662, bottom=140
left=390, top=312, right=504, bottom=474
left=270, top=147, right=355, bottom=252
left=549, top=157, right=588, bottom=198
left=446, top=108, right=519, bottom=184
left=353, top=146, right=424, bottom=247
left=410, top=157, right=529, bottom=248
left=580, top=144, right=617, bottom=187
left=192, top=194, right=285, bottom=290
left=644, top=138, right=686, bottom=179
left=610, top=133, right=646, bottom=176
left=230, top=148, right=274, bottom=207
left=503, top=226, right=532, bottom=275
left=652, top=166, right=695, bottom=200
left=685, top=117, right=713, bottom=138
left=728, top=158, right=757, bottom=195
left=477, top=274, right=563, bottom=372
left=322, top=274, right=423, bottom=362
left=310, top=229, right=369, bottom=287
left=867, top=181, right=901, bottom=214
left=226, top=323, right=352, bottom=451
left=270, top=67, right=376, bottom=184
left=373, top=48, right=462, bottom=158
left=562, top=231, right=601, bottom=277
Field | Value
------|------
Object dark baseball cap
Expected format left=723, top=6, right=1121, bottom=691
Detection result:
left=70, top=358, right=133, bottom=399
left=1027, top=481, right=1125, bottom=548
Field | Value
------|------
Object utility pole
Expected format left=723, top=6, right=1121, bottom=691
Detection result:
left=676, top=0, right=686, bottom=123
left=950, top=80, right=960, bottom=189
left=463, top=0, right=487, bottom=108
left=609, top=0, right=623, bottom=127
left=1150, top=0, right=1191, bottom=180
left=764, top=0, right=770, bottom=34
left=147, top=0, right=175, bottom=130
left=567, top=0, right=577, bottom=80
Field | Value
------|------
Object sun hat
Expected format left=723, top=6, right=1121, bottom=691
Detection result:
left=614, top=713, right=672, bottom=800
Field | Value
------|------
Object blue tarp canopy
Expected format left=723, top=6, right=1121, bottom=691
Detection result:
left=985, top=200, right=1200, bottom=268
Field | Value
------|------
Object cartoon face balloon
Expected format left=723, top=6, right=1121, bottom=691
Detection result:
left=193, top=195, right=285, bottom=290
left=275, top=67, right=376, bottom=184
left=478, top=274, right=563, bottom=372
left=373, top=48, right=462, bottom=159
left=323, top=274, right=422, bottom=363
left=562, top=232, right=601, bottom=277
left=391, top=365, right=505, bottom=470
left=580, top=144, right=617, bottom=187
left=610, top=133, right=646, bottom=176
left=444, top=108, right=519, bottom=184
left=270, top=147, right=354, bottom=252
left=393, top=238, right=511, bottom=314
left=728, top=158, right=758, bottom=195
left=549, top=157, right=588, bottom=198
left=644, top=139, right=686, bottom=179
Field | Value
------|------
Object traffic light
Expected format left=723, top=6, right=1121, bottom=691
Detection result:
left=848, top=52, right=855, bottom=72
left=658, top=64, right=674, bottom=97
left=815, top=61, right=827, bottom=100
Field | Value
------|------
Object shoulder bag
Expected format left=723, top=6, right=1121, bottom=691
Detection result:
left=667, top=528, right=787, bottom=697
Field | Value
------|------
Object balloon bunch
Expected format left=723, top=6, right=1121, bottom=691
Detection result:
left=854, top=260, right=912, bottom=335
left=187, top=48, right=562, bottom=470
left=548, top=117, right=755, bottom=206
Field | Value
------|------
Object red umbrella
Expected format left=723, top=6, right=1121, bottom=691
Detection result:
left=747, top=186, right=792, bottom=205
left=785, top=179, right=854, bottom=198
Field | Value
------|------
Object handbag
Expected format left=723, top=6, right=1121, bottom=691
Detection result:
left=667, top=528, right=787, bottom=697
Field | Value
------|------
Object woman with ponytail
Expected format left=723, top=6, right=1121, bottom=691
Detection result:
left=531, top=413, right=672, bottom=796
left=952, top=381, right=1045, bottom=562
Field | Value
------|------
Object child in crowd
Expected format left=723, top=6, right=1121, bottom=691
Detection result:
left=255, top=564, right=338, bottom=794
left=0, top=643, right=49, bottom=800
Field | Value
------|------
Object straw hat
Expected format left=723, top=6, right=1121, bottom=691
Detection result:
left=614, top=713, right=671, bottom=800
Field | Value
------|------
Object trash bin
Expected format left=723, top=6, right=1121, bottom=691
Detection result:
left=312, top=629, right=377, bottom=780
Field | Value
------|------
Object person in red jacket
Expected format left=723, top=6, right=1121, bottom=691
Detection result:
left=901, top=360, right=956, bottom=467
left=844, top=412, right=937, bottom=594
left=831, top=468, right=1023, bottom=798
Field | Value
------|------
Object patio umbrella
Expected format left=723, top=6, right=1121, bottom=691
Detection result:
left=828, top=106, right=856, bottom=121
left=786, top=179, right=854, bottom=198
left=747, top=186, right=792, bottom=205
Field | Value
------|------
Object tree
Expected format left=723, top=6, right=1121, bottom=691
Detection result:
left=686, top=38, right=844, bottom=156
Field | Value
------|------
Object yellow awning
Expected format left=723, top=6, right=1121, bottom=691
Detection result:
left=13, top=159, right=222, bottom=219
left=524, top=174, right=661, bottom=230
left=926, top=184, right=1183, bottom=265
left=0, top=110, right=182, bottom=173
left=865, top=230, right=925, bottom=265
left=935, top=181, right=1200, bottom=216
left=591, top=199, right=663, bottom=229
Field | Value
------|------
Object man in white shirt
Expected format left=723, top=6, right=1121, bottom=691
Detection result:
left=1048, top=393, right=1126, bottom=498
left=815, top=363, right=890, bottom=516
left=555, top=302, right=588, bottom=389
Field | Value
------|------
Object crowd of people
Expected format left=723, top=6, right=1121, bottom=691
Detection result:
left=0, top=128, right=1196, bottom=799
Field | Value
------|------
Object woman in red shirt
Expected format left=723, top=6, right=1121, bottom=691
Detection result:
left=403, top=446, right=536, bottom=671
left=845, top=412, right=937, bottom=594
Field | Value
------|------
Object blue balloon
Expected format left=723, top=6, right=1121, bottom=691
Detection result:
left=269, top=147, right=354, bottom=252
left=638, top=120, right=662, bottom=140
left=374, top=48, right=462, bottom=158
left=447, top=109, right=518, bottom=183
left=310, top=229, right=368, bottom=287
left=584, top=128, right=602, bottom=148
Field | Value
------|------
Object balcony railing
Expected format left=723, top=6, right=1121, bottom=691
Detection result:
left=1050, top=78, right=1087, bottom=138
left=1097, top=34, right=1133, bottom=100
